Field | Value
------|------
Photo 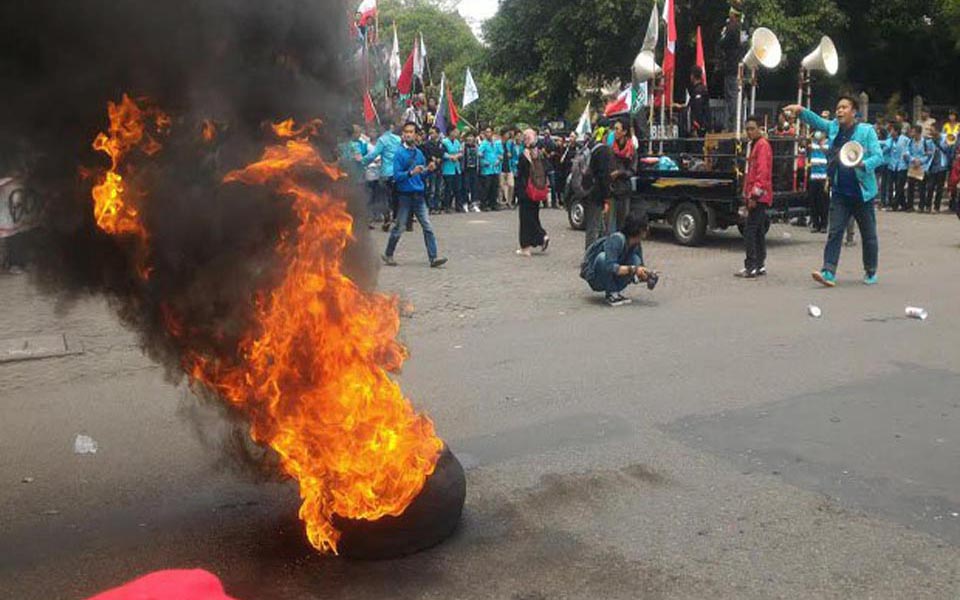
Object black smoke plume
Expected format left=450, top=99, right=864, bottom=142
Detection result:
left=0, top=0, right=371, bottom=380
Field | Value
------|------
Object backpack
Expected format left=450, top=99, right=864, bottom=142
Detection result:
left=526, top=153, right=550, bottom=202
left=570, top=145, right=598, bottom=198
left=579, top=234, right=611, bottom=282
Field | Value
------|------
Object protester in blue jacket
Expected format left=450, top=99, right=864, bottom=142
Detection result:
left=784, top=95, right=883, bottom=287
left=478, top=127, right=502, bottom=211
left=363, top=124, right=403, bottom=230
left=906, top=125, right=935, bottom=212
left=382, top=121, right=448, bottom=268
left=441, top=128, right=466, bottom=212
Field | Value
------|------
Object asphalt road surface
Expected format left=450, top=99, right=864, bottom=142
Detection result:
left=2, top=208, right=959, bottom=599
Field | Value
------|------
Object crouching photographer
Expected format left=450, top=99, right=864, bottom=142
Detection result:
left=579, top=211, right=660, bottom=307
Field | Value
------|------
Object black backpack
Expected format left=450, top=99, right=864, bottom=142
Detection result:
left=570, top=144, right=599, bottom=198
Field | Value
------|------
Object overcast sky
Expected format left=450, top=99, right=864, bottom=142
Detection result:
left=456, top=0, right=498, bottom=38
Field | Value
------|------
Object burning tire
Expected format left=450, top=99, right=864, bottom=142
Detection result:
left=333, top=447, right=466, bottom=560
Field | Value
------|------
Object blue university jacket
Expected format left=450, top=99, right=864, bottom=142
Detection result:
left=441, top=139, right=463, bottom=176
left=478, top=140, right=502, bottom=176
left=363, top=131, right=402, bottom=178
left=798, top=109, right=883, bottom=202
left=393, top=144, right=427, bottom=194
left=907, top=138, right=935, bottom=173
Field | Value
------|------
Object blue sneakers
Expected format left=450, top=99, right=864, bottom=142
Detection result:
left=812, top=270, right=836, bottom=288
left=863, top=273, right=878, bottom=285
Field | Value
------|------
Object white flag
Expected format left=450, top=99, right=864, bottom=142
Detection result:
left=414, top=33, right=426, bottom=81
left=389, top=24, right=401, bottom=87
left=642, top=3, right=659, bottom=53
left=575, top=102, right=592, bottom=137
left=463, top=67, right=479, bottom=107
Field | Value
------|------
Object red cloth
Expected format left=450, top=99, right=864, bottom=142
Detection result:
left=87, top=569, right=238, bottom=600
left=612, top=136, right=635, bottom=160
left=743, top=137, right=773, bottom=205
left=949, top=150, right=960, bottom=192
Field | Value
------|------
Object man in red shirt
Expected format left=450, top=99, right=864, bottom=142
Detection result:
left=736, top=116, right=773, bottom=278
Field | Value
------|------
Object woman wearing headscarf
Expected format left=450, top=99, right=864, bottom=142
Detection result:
left=515, top=128, right=549, bottom=256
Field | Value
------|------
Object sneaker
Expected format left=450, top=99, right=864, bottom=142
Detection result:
left=472, top=204, right=481, bottom=213
left=430, top=257, right=448, bottom=268
left=605, top=293, right=631, bottom=307
left=863, top=273, right=878, bottom=286
left=812, top=269, right=836, bottom=287
left=381, top=254, right=397, bottom=267
left=541, top=236, right=550, bottom=253
left=757, top=266, right=767, bottom=277
left=735, top=268, right=758, bottom=279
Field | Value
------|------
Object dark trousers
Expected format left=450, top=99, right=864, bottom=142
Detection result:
left=893, top=171, right=908, bottom=210
left=424, top=172, right=440, bottom=211
left=743, top=205, right=768, bottom=271
left=584, top=199, right=606, bottom=250
left=463, top=170, right=479, bottom=206
left=879, top=167, right=894, bottom=207
left=824, top=192, right=878, bottom=275
left=481, top=174, right=499, bottom=210
left=925, top=171, right=946, bottom=211
left=442, top=174, right=463, bottom=210
left=907, top=177, right=923, bottom=211
left=808, top=178, right=828, bottom=230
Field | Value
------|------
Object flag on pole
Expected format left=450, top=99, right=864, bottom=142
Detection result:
left=696, top=26, right=707, bottom=91
left=434, top=73, right=448, bottom=134
left=363, top=91, right=380, bottom=125
left=575, top=102, right=592, bottom=136
left=434, top=73, right=461, bottom=134
left=413, top=33, right=425, bottom=82
left=463, top=67, right=479, bottom=107
left=357, top=0, right=377, bottom=27
left=397, top=40, right=416, bottom=96
left=389, top=24, right=401, bottom=87
left=662, top=0, right=677, bottom=103
left=642, top=3, right=659, bottom=53
left=604, top=87, right=634, bottom=117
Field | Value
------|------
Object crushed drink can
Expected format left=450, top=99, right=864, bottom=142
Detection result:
left=905, top=306, right=928, bottom=320
left=808, top=305, right=822, bottom=318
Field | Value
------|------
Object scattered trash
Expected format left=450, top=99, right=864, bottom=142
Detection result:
left=21, top=477, right=34, bottom=484
left=808, top=305, right=822, bottom=318
left=74, top=434, right=98, bottom=455
left=905, top=306, right=928, bottom=320
left=781, top=231, right=792, bottom=240
left=43, top=509, right=60, bottom=516
left=453, top=345, right=462, bottom=349
left=951, top=512, right=959, bottom=518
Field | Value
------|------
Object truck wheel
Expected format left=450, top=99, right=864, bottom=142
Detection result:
left=567, top=197, right=585, bottom=231
left=672, top=202, right=707, bottom=246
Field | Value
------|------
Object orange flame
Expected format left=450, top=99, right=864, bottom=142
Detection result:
left=90, top=94, right=168, bottom=238
left=201, top=120, right=217, bottom=143
left=187, top=123, right=443, bottom=554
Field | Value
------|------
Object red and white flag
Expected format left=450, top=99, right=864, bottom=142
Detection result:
left=357, top=0, right=377, bottom=26
left=396, top=40, right=416, bottom=95
left=363, top=91, right=379, bottom=125
left=604, top=87, right=633, bottom=117
left=662, top=0, right=677, bottom=103
left=696, top=26, right=707, bottom=90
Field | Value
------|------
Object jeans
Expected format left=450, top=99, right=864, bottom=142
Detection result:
left=584, top=199, right=607, bottom=250
left=547, top=171, right=558, bottom=207
left=724, top=74, right=739, bottom=132
left=463, top=170, right=479, bottom=206
left=743, top=205, right=769, bottom=271
left=443, top=174, right=464, bottom=210
left=385, top=193, right=439, bottom=260
left=823, top=192, right=878, bottom=275
left=365, top=180, right=383, bottom=222
left=424, top=172, right=440, bottom=211
left=587, top=251, right=643, bottom=294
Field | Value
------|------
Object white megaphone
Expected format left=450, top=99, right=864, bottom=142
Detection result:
left=839, top=141, right=864, bottom=168
left=801, top=36, right=839, bottom=75
left=742, top=27, right=782, bottom=70
left=632, top=50, right=661, bottom=83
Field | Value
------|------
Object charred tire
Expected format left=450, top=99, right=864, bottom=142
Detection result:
left=672, top=202, right=707, bottom=246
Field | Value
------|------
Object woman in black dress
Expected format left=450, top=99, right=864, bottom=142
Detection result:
left=515, top=128, right=549, bottom=256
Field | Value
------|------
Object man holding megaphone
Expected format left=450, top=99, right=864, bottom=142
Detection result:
left=783, top=95, right=883, bottom=287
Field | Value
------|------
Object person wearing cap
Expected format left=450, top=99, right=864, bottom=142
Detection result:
left=784, top=95, right=883, bottom=287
